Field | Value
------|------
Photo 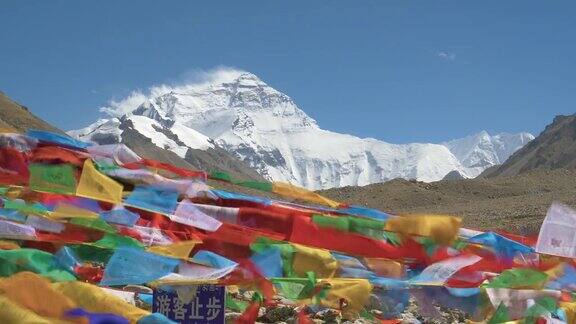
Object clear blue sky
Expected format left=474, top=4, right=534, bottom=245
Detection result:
left=1, top=1, right=575, bottom=143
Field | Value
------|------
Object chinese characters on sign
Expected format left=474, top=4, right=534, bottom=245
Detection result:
left=153, top=285, right=225, bottom=324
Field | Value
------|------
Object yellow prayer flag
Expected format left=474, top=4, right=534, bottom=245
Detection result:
left=560, top=301, right=576, bottom=324
left=52, top=281, right=150, bottom=322
left=49, top=203, right=99, bottom=220
left=317, top=278, right=372, bottom=319
left=146, top=240, right=199, bottom=260
left=0, top=272, right=76, bottom=320
left=544, top=262, right=566, bottom=279
left=385, top=214, right=461, bottom=245
left=76, top=159, right=123, bottom=204
left=0, top=240, right=20, bottom=250
left=292, top=244, right=338, bottom=278
left=4, top=186, right=24, bottom=200
left=272, top=182, right=340, bottom=208
left=0, top=295, right=70, bottom=324
left=0, top=127, right=17, bottom=133
left=363, top=258, right=404, bottom=279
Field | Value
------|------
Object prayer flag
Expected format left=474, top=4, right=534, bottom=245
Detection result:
left=536, top=203, right=576, bottom=258
left=29, top=163, right=77, bottom=195
left=76, top=159, right=123, bottom=204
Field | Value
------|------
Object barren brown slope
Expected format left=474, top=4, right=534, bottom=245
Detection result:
left=321, top=168, right=576, bottom=234
left=0, top=91, right=64, bottom=134
left=483, top=114, right=576, bottom=178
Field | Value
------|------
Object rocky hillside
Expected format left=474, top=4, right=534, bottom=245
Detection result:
left=484, top=114, right=576, bottom=177
left=0, top=91, right=64, bottom=134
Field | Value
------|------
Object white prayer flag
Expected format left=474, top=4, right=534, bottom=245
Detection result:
left=171, top=200, right=222, bottom=232
left=536, top=202, right=576, bottom=258
left=411, top=255, right=481, bottom=285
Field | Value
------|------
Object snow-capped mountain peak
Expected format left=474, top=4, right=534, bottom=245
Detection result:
left=442, top=130, right=535, bottom=177
left=70, top=70, right=533, bottom=189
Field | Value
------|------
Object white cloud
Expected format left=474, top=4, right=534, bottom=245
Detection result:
left=437, top=51, right=456, bottom=61
left=99, top=66, right=246, bottom=117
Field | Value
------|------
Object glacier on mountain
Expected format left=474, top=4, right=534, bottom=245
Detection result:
left=69, top=70, right=534, bottom=189
left=442, top=131, right=534, bottom=178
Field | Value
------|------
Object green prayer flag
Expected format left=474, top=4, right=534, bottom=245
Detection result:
left=3, top=199, right=48, bottom=216
left=312, top=214, right=388, bottom=239
left=419, top=237, right=439, bottom=256
left=486, top=268, right=548, bottom=289
left=29, top=163, right=77, bottom=194
left=488, top=302, right=510, bottom=324
left=94, top=160, right=120, bottom=173
left=250, top=237, right=295, bottom=277
left=312, top=214, right=349, bottom=231
left=359, top=309, right=375, bottom=321
left=274, top=281, right=307, bottom=299
left=524, top=296, right=558, bottom=321
left=69, top=244, right=114, bottom=264
left=70, top=217, right=117, bottom=233
left=226, top=293, right=248, bottom=312
left=349, top=217, right=385, bottom=238
left=272, top=277, right=314, bottom=299
left=536, top=296, right=558, bottom=313
left=453, top=239, right=468, bottom=250
left=236, top=180, right=273, bottom=192
left=92, top=233, right=144, bottom=249
left=0, top=248, right=76, bottom=282
left=382, top=231, right=401, bottom=245
left=210, top=171, right=232, bottom=182
left=252, top=291, right=263, bottom=303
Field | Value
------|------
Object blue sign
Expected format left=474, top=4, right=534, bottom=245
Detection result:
left=153, top=285, right=225, bottom=324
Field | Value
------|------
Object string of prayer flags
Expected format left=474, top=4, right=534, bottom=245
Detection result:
left=1, top=129, right=576, bottom=322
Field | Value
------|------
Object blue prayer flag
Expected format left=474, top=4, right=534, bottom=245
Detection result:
left=125, top=186, right=179, bottom=216
left=26, top=129, right=91, bottom=150
left=100, top=247, right=179, bottom=286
